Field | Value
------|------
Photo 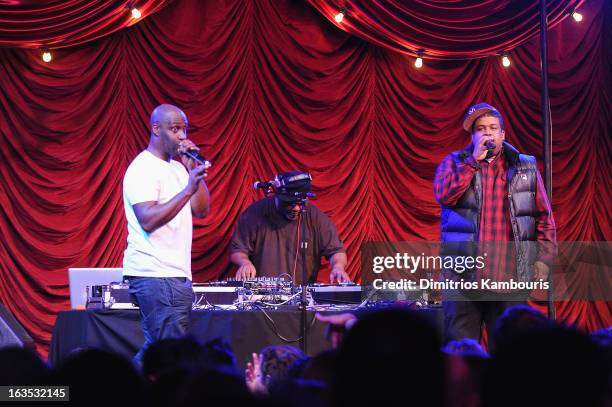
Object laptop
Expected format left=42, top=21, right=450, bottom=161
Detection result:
left=68, top=268, right=124, bottom=309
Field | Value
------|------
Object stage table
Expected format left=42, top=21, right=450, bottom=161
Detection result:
left=50, top=307, right=444, bottom=367
left=50, top=308, right=337, bottom=367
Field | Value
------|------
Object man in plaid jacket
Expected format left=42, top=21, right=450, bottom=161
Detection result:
left=434, top=102, right=556, bottom=342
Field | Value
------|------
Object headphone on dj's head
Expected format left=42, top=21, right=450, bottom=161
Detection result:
left=253, top=171, right=315, bottom=200
left=274, top=172, right=312, bottom=188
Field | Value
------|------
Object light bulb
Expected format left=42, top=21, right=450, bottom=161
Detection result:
left=334, top=11, right=344, bottom=23
left=42, top=51, right=52, bottom=63
left=131, top=7, right=141, bottom=19
left=502, top=55, right=511, bottom=67
left=415, top=57, right=423, bottom=68
left=572, top=11, right=583, bottom=22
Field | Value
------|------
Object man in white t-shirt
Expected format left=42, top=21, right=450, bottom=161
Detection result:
left=123, top=104, right=210, bottom=367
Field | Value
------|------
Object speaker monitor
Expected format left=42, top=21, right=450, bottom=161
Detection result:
left=0, top=304, right=35, bottom=350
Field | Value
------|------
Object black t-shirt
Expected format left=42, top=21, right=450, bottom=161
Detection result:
left=230, top=197, right=345, bottom=284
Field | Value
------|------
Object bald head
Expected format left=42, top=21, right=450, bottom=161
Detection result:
left=150, top=104, right=187, bottom=129
left=148, top=104, right=189, bottom=160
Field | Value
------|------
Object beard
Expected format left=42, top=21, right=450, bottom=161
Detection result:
left=284, top=210, right=300, bottom=221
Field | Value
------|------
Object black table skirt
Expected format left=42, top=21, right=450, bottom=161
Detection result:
left=50, top=309, right=334, bottom=368
left=50, top=307, right=444, bottom=368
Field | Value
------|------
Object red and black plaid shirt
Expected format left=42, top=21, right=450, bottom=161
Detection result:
left=434, top=147, right=556, bottom=283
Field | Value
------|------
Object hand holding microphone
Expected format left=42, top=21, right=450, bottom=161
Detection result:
left=178, top=141, right=212, bottom=169
left=178, top=141, right=211, bottom=196
left=484, top=140, right=497, bottom=159
left=472, top=137, right=497, bottom=162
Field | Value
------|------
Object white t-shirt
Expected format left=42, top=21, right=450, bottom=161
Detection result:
left=122, top=150, right=192, bottom=279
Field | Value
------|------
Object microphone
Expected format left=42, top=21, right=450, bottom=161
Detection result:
left=181, top=150, right=212, bottom=168
left=484, top=140, right=496, bottom=150
left=253, top=181, right=274, bottom=190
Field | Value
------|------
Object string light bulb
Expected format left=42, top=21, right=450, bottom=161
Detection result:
left=131, top=7, right=141, bottom=19
left=126, top=2, right=141, bottom=20
left=41, top=48, right=52, bottom=63
left=415, top=50, right=424, bottom=68
left=502, top=54, right=511, bottom=67
left=567, top=6, right=583, bottom=23
left=334, top=9, right=346, bottom=23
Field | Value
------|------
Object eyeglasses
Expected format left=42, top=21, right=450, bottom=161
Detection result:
left=285, top=200, right=307, bottom=208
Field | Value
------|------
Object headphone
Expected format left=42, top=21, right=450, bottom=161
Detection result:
left=274, top=172, right=312, bottom=188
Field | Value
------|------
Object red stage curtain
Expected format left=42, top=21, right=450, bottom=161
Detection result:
left=0, top=0, right=610, bottom=356
left=306, top=0, right=586, bottom=58
left=0, top=0, right=172, bottom=48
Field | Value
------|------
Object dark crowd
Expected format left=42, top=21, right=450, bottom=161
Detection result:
left=1, top=305, right=610, bottom=407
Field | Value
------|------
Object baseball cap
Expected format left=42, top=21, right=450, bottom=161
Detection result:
left=463, top=102, right=500, bottom=132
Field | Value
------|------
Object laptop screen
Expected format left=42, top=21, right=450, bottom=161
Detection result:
left=68, top=268, right=124, bottom=309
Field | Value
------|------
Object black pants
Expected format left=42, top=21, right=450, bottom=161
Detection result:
left=443, top=290, right=524, bottom=344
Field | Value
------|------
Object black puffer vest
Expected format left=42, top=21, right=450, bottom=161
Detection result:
left=440, top=142, right=538, bottom=282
